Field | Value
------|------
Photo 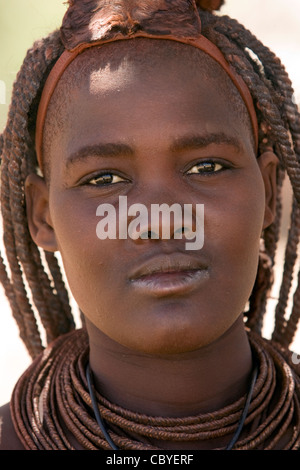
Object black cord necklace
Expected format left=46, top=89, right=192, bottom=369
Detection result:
left=226, top=364, right=258, bottom=450
left=86, top=363, right=258, bottom=451
left=86, top=364, right=119, bottom=450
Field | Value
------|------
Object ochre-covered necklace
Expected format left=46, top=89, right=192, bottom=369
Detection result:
left=11, top=328, right=300, bottom=450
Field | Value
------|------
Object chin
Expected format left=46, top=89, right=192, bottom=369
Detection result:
left=114, top=316, right=236, bottom=356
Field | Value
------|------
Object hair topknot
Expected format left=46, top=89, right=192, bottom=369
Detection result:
left=61, top=0, right=202, bottom=50
left=196, top=0, right=224, bottom=11
left=65, top=0, right=225, bottom=10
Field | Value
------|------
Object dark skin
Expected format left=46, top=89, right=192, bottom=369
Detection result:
left=0, top=41, right=278, bottom=450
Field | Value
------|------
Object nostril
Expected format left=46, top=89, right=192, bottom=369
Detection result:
left=140, top=230, right=159, bottom=239
left=174, top=227, right=185, bottom=235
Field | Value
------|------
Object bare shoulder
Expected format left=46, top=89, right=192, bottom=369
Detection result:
left=0, top=402, right=25, bottom=450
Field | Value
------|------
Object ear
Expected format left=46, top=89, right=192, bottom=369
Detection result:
left=25, top=174, right=58, bottom=252
left=257, top=151, right=279, bottom=230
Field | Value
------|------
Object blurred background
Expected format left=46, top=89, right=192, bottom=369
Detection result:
left=0, top=0, right=300, bottom=406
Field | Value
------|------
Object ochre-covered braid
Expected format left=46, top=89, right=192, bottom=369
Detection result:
left=0, top=31, right=74, bottom=357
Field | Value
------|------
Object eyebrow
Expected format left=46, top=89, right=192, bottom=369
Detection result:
left=66, top=143, right=134, bottom=169
left=66, top=132, right=242, bottom=169
left=170, top=132, right=243, bottom=153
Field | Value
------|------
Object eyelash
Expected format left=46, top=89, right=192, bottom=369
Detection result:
left=81, top=159, right=229, bottom=187
left=186, top=159, right=228, bottom=176
left=82, top=172, right=128, bottom=187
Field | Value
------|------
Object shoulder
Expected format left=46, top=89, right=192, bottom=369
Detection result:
left=0, top=402, right=25, bottom=450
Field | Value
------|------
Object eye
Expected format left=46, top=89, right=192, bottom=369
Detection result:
left=87, top=172, right=126, bottom=186
left=187, top=161, right=224, bottom=175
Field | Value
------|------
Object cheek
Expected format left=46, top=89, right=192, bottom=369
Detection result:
left=48, top=192, right=113, bottom=302
left=205, top=173, right=265, bottom=289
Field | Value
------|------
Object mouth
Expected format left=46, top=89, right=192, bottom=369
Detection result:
left=129, top=253, right=209, bottom=297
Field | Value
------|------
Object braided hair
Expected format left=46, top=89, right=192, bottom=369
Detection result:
left=0, top=0, right=300, bottom=359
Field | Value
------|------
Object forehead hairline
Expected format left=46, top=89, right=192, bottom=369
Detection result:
left=43, top=39, right=254, bottom=171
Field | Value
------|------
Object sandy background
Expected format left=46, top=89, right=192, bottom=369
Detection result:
left=0, top=0, right=300, bottom=406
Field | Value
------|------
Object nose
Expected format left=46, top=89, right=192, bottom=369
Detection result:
left=96, top=187, right=204, bottom=250
left=126, top=177, right=189, bottom=241
left=121, top=173, right=204, bottom=249
left=127, top=202, right=196, bottom=241
left=121, top=195, right=204, bottom=251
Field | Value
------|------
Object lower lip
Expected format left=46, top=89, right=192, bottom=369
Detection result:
left=130, top=269, right=209, bottom=297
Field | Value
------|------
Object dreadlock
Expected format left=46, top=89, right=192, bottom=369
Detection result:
left=0, top=31, right=75, bottom=358
left=0, top=0, right=299, bottom=361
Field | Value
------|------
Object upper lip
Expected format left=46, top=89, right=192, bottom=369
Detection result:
left=129, top=253, right=208, bottom=280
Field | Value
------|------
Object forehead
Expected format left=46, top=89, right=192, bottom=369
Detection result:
left=43, top=39, right=253, bottom=163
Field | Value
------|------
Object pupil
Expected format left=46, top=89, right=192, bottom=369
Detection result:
left=199, top=162, right=215, bottom=172
left=101, top=174, right=113, bottom=184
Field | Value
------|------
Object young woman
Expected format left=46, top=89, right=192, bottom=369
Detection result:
left=0, top=0, right=299, bottom=450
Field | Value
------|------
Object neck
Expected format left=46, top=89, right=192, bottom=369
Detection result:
left=86, top=315, right=252, bottom=419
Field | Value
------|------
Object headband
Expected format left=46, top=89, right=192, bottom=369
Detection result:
left=35, top=4, right=259, bottom=169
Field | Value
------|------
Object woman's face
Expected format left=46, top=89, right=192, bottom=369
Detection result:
left=32, top=42, right=275, bottom=354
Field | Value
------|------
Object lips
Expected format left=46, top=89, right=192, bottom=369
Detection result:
left=129, top=253, right=209, bottom=297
